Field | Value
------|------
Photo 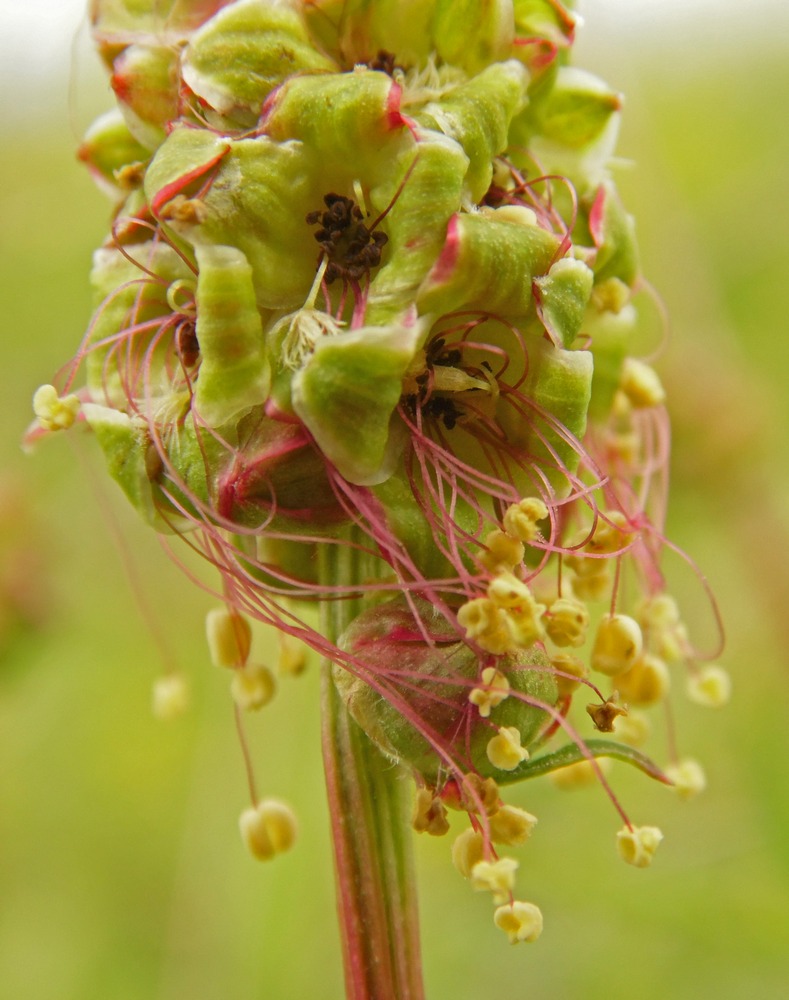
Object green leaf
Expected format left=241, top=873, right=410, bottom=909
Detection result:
left=502, top=738, right=670, bottom=784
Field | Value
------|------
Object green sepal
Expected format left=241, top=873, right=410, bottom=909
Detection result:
left=416, top=60, right=528, bottom=202
left=146, top=128, right=316, bottom=311
left=192, top=244, right=270, bottom=427
left=86, top=242, right=193, bottom=406
left=512, top=0, right=577, bottom=73
left=80, top=403, right=188, bottom=532
left=585, top=303, right=635, bottom=422
left=520, top=66, right=621, bottom=149
left=503, top=738, right=669, bottom=784
left=335, top=0, right=437, bottom=67
left=292, top=320, right=427, bottom=486
left=182, top=0, right=336, bottom=128
left=498, top=337, right=593, bottom=495
left=432, top=0, right=514, bottom=76
left=533, top=256, right=594, bottom=346
left=586, top=182, right=640, bottom=286
left=78, top=109, right=150, bottom=194
left=417, top=211, right=558, bottom=318
left=111, top=43, right=180, bottom=150
left=264, top=70, right=410, bottom=177
left=371, top=469, right=476, bottom=583
left=365, top=131, right=468, bottom=325
left=216, top=410, right=349, bottom=532
left=90, top=0, right=233, bottom=50
left=144, top=124, right=231, bottom=217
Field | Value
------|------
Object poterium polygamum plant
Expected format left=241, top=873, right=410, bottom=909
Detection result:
left=29, top=0, right=728, bottom=988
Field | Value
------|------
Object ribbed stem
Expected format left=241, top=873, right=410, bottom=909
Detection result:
left=319, top=538, right=425, bottom=1000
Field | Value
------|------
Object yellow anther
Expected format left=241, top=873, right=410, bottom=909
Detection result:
left=586, top=695, right=627, bottom=733
left=486, top=726, right=529, bottom=771
left=32, top=384, right=80, bottom=431
left=502, top=497, right=549, bottom=543
left=151, top=673, right=189, bottom=720
left=615, top=710, right=651, bottom=747
left=451, top=827, right=485, bottom=878
left=239, top=799, right=298, bottom=861
left=231, top=663, right=276, bottom=711
left=591, top=614, right=643, bottom=676
left=488, top=573, right=546, bottom=647
left=487, top=204, right=539, bottom=228
left=480, top=529, right=525, bottom=573
left=616, top=653, right=670, bottom=705
left=206, top=607, right=252, bottom=668
left=458, top=773, right=500, bottom=815
left=545, top=596, right=590, bottom=648
left=686, top=665, right=731, bottom=708
left=549, top=757, right=610, bottom=790
left=591, top=276, right=630, bottom=314
left=665, top=758, right=707, bottom=800
left=621, top=357, right=666, bottom=408
left=412, top=788, right=450, bottom=836
left=604, top=428, right=640, bottom=465
left=278, top=632, right=308, bottom=676
left=468, top=667, right=510, bottom=718
left=653, top=621, right=689, bottom=664
left=492, top=574, right=537, bottom=615
left=550, top=651, right=588, bottom=697
left=488, top=804, right=538, bottom=846
left=638, top=594, right=688, bottom=662
left=493, top=900, right=544, bottom=944
left=571, top=567, right=611, bottom=602
left=638, top=593, right=681, bottom=630
left=458, top=598, right=514, bottom=655
left=471, top=857, right=518, bottom=903
left=584, top=510, right=633, bottom=556
left=616, top=824, right=663, bottom=867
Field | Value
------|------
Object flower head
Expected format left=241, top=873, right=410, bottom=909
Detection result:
left=33, top=0, right=726, bottom=955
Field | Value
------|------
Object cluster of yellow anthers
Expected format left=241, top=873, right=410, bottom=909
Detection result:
left=203, top=606, right=306, bottom=860
left=453, top=806, right=543, bottom=943
left=600, top=354, right=669, bottom=467
left=457, top=498, right=551, bottom=655
left=411, top=780, right=546, bottom=945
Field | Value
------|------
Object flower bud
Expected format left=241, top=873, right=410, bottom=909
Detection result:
left=336, top=597, right=558, bottom=783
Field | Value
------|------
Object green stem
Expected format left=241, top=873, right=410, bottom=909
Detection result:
left=319, top=538, right=425, bottom=1000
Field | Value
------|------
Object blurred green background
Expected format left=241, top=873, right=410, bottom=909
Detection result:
left=2, top=2, right=788, bottom=998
